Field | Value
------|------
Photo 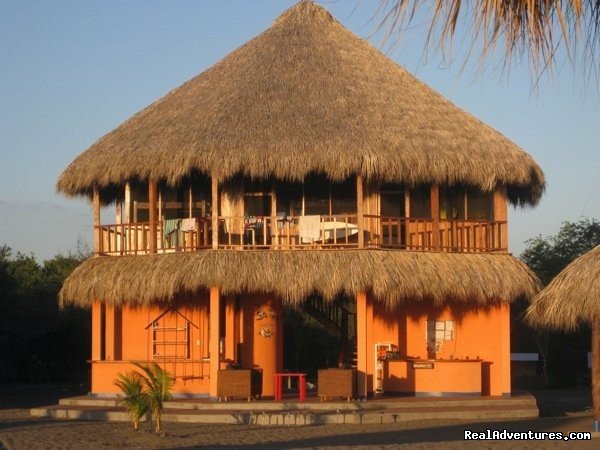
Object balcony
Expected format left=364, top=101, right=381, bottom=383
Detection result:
left=95, top=215, right=507, bottom=255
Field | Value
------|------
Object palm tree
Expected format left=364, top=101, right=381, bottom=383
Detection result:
left=134, top=362, right=174, bottom=434
left=114, top=371, right=148, bottom=431
left=375, top=0, right=600, bottom=79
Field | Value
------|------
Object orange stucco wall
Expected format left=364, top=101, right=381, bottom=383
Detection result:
left=91, top=293, right=284, bottom=397
left=91, top=297, right=213, bottom=394
left=91, top=292, right=509, bottom=398
left=366, top=297, right=511, bottom=396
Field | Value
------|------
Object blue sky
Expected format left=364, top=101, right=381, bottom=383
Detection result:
left=1, top=0, right=598, bottom=261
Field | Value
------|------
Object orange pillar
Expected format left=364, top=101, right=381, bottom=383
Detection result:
left=105, top=303, right=116, bottom=361
left=209, top=287, right=221, bottom=397
left=91, top=301, right=102, bottom=361
left=501, top=303, right=512, bottom=396
left=224, top=295, right=236, bottom=362
left=356, top=292, right=368, bottom=398
left=252, top=296, right=282, bottom=397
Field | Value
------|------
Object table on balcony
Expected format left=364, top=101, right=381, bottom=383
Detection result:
left=319, top=221, right=358, bottom=242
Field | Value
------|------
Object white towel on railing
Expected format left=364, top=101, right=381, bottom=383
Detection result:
left=180, top=218, right=196, bottom=231
left=298, top=215, right=321, bottom=243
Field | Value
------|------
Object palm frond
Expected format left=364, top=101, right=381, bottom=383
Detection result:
left=114, top=371, right=148, bottom=430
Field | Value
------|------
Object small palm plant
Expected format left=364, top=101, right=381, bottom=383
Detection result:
left=114, top=371, right=148, bottom=431
left=134, top=362, right=174, bottom=434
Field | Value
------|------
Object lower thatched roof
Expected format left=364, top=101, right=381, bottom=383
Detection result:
left=526, top=244, right=600, bottom=331
left=60, top=250, right=539, bottom=308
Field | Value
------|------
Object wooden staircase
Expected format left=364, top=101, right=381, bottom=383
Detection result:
left=302, top=295, right=357, bottom=367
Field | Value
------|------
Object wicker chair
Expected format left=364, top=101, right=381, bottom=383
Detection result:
left=318, top=368, right=357, bottom=402
left=217, top=369, right=262, bottom=402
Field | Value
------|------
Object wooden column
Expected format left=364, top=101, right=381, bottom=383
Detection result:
left=356, top=291, right=368, bottom=398
left=271, top=182, right=277, bottom=248
left=430, top=185, right=440, bottom=250
left=493, top=188, right=509, bottom=251
left=211, top=176, right=219, bottom=250
left=93, top=188, right=101, bottom=255
left=124, top=182, right=131, bottom=223
left=592, top=323, right=600, bottom=429
left=209, top=286, right=221, bottom=397
left=148, top=180, right=157, bottom=253
left=357, top=175, right=364, bottom=248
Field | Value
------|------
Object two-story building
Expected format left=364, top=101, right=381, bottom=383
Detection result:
left=58, top=1, right=543, bottom=400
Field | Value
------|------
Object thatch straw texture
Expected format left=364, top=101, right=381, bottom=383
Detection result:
left=526, top=244, right=600, bottom=331
left=57, top=1, right=544, bottom=206
left=59, top=250, right=539, bottom=307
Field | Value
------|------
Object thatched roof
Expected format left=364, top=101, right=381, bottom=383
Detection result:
left=60, top=250, right=539, bottom=308
left=57, top=1, right=544, bottom=206
left=526, top=244, right=600, bottom=331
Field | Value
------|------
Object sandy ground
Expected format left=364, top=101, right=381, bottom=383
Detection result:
left=0, top=384, right=597, bottom=449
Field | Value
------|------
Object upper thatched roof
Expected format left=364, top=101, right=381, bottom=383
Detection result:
left=57, top=1, right=544, bottom=206
left=526, top=244, right=600, bottom=331
left=60, top=250, right=539, bottom=307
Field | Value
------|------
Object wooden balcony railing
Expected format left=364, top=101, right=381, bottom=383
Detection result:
left=96, top=219, right=211, bottom=256
left=95, top=216, right=507, bottom=255
left=218, top=215, right=359, bottom=249
left=365, top=216, right=507, bottom=253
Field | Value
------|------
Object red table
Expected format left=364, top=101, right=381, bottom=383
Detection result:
left=274, top=372, right=307, bottom=401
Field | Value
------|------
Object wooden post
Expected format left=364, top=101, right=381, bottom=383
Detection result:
left=124, top=182, right=131, bottom=223
left=430, top=185, right=440, bottom=250
left=356, top=292, right=368, bottom=398
left=148, top=180, right=157, bottom=253
left=115, top=196, right=123, bottom=255
left=209, top=286, right=221, bottom=398
left=593, top=324, right=600, bottom=430
left=93, top=188, right=101, bottom=255
left=211, top=176, right=219, bottom=250
left=493, top=188, right=509, bottom=251
left=357, top=175, right=364, bottom=248
left=271, top=182, right=277, bottom=248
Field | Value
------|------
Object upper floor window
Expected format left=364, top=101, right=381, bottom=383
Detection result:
left=380, top=183, right=406, bottom=217
left=440, top=186, right=492, bottom=221
left=277, top=175, right=357, bottom=216
left=244, top=179, right=272, bottom=217
left=410, top=185, right=432, bottom=219
left=130, top=176, right=210, bottom=222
